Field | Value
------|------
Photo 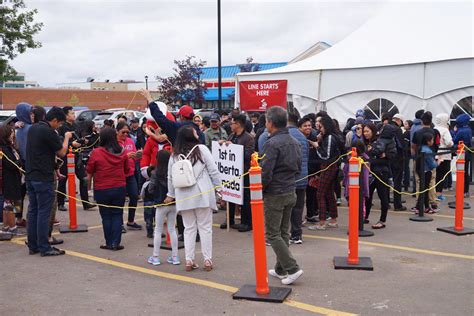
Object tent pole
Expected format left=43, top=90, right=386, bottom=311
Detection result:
left=422, top=63, right=426, bottom=109
left=317, top=70, right=323, bottom=112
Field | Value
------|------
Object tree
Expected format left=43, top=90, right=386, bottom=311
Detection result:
left=228, top=57, right=261, bottom=102
left=157, top=56, right=207, bottom=107
left=0, top=0, right=43, bottom=82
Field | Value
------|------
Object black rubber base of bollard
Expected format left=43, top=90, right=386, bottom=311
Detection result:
left=448, top=201, right=471, bottom=209
left=334, top=256, right=374, bottom=271
left=233, top=284, right=292, bottom=303
left=359, top=229, right=375, bottom=237
left=437, top=226, right=474, bottom=236
left=59, top=224, right=88, bottom=233
left=0, top=232, right=13, bottom=241
left=409, top=216, right=433, bottom=222
left=147, top=241, right=185, bottom=249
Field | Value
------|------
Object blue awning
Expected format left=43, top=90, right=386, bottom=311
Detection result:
left=204, top=88, right=235, bottom=101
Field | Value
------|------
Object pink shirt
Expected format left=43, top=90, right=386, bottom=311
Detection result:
left=119, top=137, right=137, bottom=177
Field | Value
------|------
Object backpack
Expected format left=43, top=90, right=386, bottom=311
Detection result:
left=377, top=138, right=397, bottom=160
left=171, top=145, right=200, bottom=188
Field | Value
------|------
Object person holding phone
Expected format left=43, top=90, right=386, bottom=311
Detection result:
left=116, top=122, right=142, bottom=232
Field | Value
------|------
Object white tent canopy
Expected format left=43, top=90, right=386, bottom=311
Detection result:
left=235, top=2, right=474, bottom=122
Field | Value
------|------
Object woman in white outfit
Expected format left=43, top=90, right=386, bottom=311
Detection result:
left=164, top=126, right=221, bottom=271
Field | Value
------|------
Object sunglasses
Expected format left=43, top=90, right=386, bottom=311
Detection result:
left=120, top=131, right=130, bottom=135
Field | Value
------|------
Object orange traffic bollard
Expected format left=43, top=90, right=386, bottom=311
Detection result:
left=233, top=152, right=292, bottom=303
left=334, top=148, right=373, bottom=270
left=437, top=142, right=474, bottom=235
left=60, top=148, right=88, bottom=233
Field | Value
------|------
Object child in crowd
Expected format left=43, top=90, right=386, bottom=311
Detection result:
left=141, top=166, right=156, bottom=238
left=416, top=134, right=438, bottom=214
left=343, top=140, right=370, bottom=219
left=147, top=150, right=180, bottom=266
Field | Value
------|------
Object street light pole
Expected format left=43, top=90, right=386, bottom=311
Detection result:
left=145, top=75, right=149, bottom=90
left=217, top=0, right=222, bottom=110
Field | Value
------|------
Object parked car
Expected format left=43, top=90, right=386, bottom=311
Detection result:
left=195, top=109, right=217, bottom=118
left=93, top=109, right=145, bottom=128
left=0, top=110, right=17, bottom=126
left=75, top=109, right=101, bottom=122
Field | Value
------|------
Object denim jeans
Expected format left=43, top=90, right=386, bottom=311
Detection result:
left=125, top=175, right=139, bottom=223
left=94, top=187, right=126, bottom=247
left=27, top=180, right=55, bottom=253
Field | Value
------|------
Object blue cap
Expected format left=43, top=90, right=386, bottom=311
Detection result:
left=355, top=109, right=365, bottom=118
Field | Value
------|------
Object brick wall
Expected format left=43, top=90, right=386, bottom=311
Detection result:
left=0, top=88, right=149, bottom=111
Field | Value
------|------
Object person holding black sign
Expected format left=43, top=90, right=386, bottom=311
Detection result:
left=219, top=114, right=254, bottom=232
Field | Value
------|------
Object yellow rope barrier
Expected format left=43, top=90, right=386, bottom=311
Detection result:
left=1, top=143, right=466, bottom=210
left=72, top=136, right=100, bottom=153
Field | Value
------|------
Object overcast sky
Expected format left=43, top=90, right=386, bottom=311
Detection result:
left=11, top=0, right=394, bottom=87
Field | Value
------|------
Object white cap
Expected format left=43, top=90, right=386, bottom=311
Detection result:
left=393, top=113, right=404, bottom=121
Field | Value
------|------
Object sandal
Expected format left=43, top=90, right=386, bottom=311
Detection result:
left=204, top=259, right=213, bottom=272
left=372, top=222, right=386, bottom=229
left=185, top=260, right=199, bottom=271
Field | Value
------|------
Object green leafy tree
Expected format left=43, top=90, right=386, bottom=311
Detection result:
left=0, top=0, right=43, bottom=82
left=157, top=56, right=207, bottom=107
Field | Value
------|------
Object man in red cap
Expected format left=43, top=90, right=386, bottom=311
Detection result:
left=140, top=90, right=204, bottom=145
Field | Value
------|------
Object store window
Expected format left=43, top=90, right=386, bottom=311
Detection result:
left=364, top=98, right=399, bottom=122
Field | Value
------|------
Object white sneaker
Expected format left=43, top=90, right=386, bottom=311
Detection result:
left=269, top=269, right=287, bottom=280
left=281, top=269, right=303, bottom=285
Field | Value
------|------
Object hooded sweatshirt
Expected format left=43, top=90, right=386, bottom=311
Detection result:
left=15, top=102, right=32, bottom=161
left=434, top=113, right=454, bottom=161
left=86, top=147, right=130, bottom=190
left=453, top=114, right=472, bottom=147
left=410, top=118, right=422, bottom=143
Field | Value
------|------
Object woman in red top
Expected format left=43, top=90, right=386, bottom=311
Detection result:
left=116, top=122, right=142, bottom=232
left=87, top=128, right=129, bottom=250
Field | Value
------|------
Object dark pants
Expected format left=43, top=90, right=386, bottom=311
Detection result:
left=436, top=160, right=451, bottom=193
left=305, top=185, right=318, bottom=218
left=57, top=161, right=90, bottom=208
left=0, top=194, right=4, bottom=222
left=366, top=170, right=390, bottom=223
left=48, top=177, right=58, bottom=237
left=16, top=183, right=27, bottom=220
left=125, top=175, right=139, bottom=223
left=144, top=201, right=155, bottom=235
left=417, top=171, right=432, bottom=210
left=403, top=156, right=411, bottom=191
left=290, top=188, right=306, bottom=238
left=27, top=180, right=55, bottom=253
left=464, top=152, right=471, bottom=194
left=229, top=175, right=251, bottom=226
left=95, top=187, right=126, bottom=247
left=392, top=161, right=403, bottom=209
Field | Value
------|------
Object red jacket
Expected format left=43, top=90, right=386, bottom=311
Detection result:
left=86, top=147, right=129, bottom=190
left=140, top=139, right=172, bottom=168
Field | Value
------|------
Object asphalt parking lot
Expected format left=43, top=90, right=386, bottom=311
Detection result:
left=1, top=192, right=473, bottom=315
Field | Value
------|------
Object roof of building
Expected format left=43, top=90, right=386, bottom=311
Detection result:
left=201, top=62, right=287, bottom=79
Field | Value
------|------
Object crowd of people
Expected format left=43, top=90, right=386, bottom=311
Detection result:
left=0, top=90, right=472, bottom=285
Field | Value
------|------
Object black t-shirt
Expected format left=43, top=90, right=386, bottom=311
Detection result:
left=25, top=121, right=63, bottom=182
left=413, top=127, right=435, bottom=153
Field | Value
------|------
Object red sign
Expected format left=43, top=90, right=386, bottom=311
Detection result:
left=239, top=80, right=287, bottom=112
